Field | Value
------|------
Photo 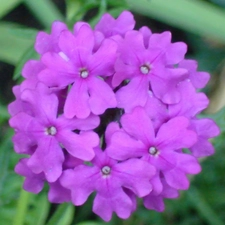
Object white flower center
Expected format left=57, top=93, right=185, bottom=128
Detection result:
left=101, top=166, right=111, bottom=175
left=149, top=146, right=158, bottom=155
left=140, top=64, right=150, bottom=74
left=45, top=126, right=57, bottom=136
left=80, top=68, right=89, bottom=78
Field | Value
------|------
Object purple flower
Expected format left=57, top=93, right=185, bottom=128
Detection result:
left=60, top=148, right=155, bottom=221
left=8, top=85, right=33, bottom=117
left=189, top=118, right=220, bottom=157
left=15, top=158, right=45, bottom=194
left=39, top=24, right=117, bottom=119
left=167, top=80, right=209, bottom=118
left=112, top=30, right=187, bottom=112
left=143, top=177, right=179, bottom=212
left=179, top=59, right=210, bottom=89
left=95, top=10, right=135, bottom=38
left=143, top=80, right=209, bottom=132
left=139, top=26, right=152, bottom=48
left=15, top=158, right=71, bottom=204
left=148, top=31, right=187, bottom=65
left=141, top=91, right=168, bottom=130
left=21, top=60, right=45, bottom=90
left=10, top=83, right=100, bottom=182
left=107, top=107, right=201, bottom=190
left=48, top=179, right=71, bottom=203
left=35, top=21, right=68, bottom=54
left=8, top=10, right=219, bottom=221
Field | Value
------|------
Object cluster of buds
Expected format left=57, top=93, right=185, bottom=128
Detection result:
left=8, top=11, right=219, bottom=221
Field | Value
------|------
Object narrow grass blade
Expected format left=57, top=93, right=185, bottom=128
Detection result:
left=23, top=0, right=64, bottom=28
left=0, top=0, right=22, bottom=19
left=46, top=203, right=75, bottom=225
left=127, top=0, right=225, bottom=43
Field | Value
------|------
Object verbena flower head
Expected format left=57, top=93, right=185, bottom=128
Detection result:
left=9, top=10, right=220, bottom=221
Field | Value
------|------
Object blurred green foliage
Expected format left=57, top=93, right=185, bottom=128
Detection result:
left=1, top=0, right=225, bottom=224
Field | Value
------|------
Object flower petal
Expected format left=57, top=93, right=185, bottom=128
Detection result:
left=116, top=76, right=149, bottom=112
left=58, top=130, right=99, bottom=161
left=27, top=137, right=64, bottom=182
left=143, top=194, right=165, bottom=212
left=115, top=158, right=155, bottom=197
left=64, top=80, right=90, bottom=119
left=93, top=188, right=133, bottom=222
left=163, top=168, right=190, bottom=190
left=156, top=117, right=197, bottom=151
left=60, top=166, right=98, bottom=205
left=88, top=77, right=117, bottom=115
left=121, top=107, right=155, bottom=146
left=48, top=180, right=71, bottom=203
left=15, top=158, right=45, bottom=194
left=57, top=114, right=100, bottom=131
left=107, top=131, right=146, bottom=160
left=90, top=38, right=117, bottom=76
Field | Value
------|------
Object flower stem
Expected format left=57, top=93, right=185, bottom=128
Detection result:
left=13, top=187, right=31, bottom=225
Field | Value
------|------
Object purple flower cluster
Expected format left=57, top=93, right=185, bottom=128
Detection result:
left=9, top=11, right=219, bottom=221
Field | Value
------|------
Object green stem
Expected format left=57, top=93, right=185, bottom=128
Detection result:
left=13, top=188, right=31, bottom=225
left=46, top=203, right=75, bottom=225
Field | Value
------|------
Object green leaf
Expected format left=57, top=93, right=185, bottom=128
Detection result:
left=13, top=189, right=31, bottom=225
left=8, top=27, right=38, bottom=39
left=66, top=0, right=99, bottom=28
left=0, top=0, right=22, bottom=19
left=187, top=187, right=224, bottom=225
left=210, top=0, right=225, bottom=8
left=46, top=203, right=75, bottom=225
left=0, top=22, right=34, bottom=65
left=107, top=0, right=128, bottom=7
left=25, top=194, right=50, bottom=225
left=13, top=45, right=39, bottom=80
left=66, top=0, right=83, bottom=21
left=35, top=196, right=50, bottom=225
left=89, top=0, right=107, bottom=27
left=76, top=222, right=104, bottom=225
left=23, top=0, right=64, bottom=28
left=0, top=129, right=13, bottom=195
left=0, top=103, right=10, bottom=124
left=126, top=0, right=225, bottom=43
